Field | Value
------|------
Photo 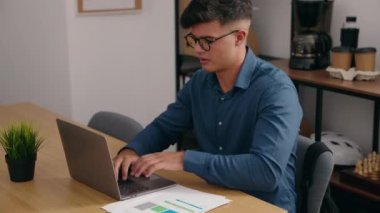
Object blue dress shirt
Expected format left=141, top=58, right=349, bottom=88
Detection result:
left=126, top=48, right=302, bottom=213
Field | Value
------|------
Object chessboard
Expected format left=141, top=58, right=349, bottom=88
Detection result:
left=339, top=152, right=380, bottom=196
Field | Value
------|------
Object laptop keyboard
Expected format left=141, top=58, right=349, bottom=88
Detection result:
left=118, top=180, right=150, bottom=195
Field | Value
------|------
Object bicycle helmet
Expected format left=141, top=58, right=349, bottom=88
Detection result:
left=310, top=131, right=363, bottom=166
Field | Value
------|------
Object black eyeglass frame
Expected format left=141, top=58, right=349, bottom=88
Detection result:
left=184, top=30, right=239, bottom=51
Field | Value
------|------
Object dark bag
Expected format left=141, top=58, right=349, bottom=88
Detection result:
left=299, top=142, right=340, bottom=213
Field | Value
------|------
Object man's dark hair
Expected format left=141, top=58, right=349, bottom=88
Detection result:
left=180, top=0, right=253, bottom=29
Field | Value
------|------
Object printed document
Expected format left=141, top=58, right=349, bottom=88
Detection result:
left=102, top=185, right=231, bottom=213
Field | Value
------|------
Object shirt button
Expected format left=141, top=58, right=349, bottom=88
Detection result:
left=218, top=121, right=222, bottom=126
left=219, top=146, right=223, bottom=151
left=220, top=97, right=225, bottom=101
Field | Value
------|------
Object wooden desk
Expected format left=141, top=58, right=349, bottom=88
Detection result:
left=271, top=59, right=380, bottom=151
left=0, top=103, right=286, bottom=213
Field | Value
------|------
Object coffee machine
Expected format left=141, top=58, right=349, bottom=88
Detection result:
left=289, top=0, right=334, bottom=70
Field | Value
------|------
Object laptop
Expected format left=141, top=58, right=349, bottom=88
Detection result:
left=56, top=118, right=176, bottom=200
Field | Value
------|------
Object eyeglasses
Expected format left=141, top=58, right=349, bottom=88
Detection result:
left=184, top=30, right=239, bottom=51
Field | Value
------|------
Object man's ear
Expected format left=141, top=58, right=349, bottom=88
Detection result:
left=235, top=30, right=247, bottom=46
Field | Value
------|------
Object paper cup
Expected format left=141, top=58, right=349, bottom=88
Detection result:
left=355, top=47, right=377, bottom=71
left=331, top=46, right=353, bottom=71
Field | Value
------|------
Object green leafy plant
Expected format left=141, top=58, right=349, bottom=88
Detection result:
left=0, top=122, right=43, bottom=160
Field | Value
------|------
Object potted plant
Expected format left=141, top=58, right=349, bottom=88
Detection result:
left=0, top=122, right=43, bottom=182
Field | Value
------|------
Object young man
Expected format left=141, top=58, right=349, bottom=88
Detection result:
left=113, top=0, right=302, bottom=212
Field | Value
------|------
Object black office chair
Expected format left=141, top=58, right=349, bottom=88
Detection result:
left=178, top=54, right=201, bottom=90
left=88, top=111, right=143, bottom=143
left=295, top=135, right=334, bottom=213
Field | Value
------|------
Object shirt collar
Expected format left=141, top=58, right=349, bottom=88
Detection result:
left=206, top=47, right=257, bottom=90
left=234, top=47, right=257, bottom=90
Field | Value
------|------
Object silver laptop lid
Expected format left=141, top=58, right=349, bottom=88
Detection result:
left=56, top=119, right=121, bottom=200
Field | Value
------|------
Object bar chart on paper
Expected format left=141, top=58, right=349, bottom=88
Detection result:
left=102, top=185, right=231, bottom=213
left=134, top=199, right=203, bottom=213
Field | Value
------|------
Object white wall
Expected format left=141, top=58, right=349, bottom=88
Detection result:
left=0, top=0, right=175, bottom=127
left=65, top=0, right=175, bottom=125
left=0, top=0, right=71, bottom=117
left=253, top=0, right=380, bottom=154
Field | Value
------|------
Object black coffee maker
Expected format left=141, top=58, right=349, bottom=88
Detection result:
left=289, top=0, right=333, bottom=70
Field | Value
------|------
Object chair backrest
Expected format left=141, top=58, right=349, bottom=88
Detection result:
left=296, top=135, right=334, bottom=213
left=88, top=111, right=143, bottom=143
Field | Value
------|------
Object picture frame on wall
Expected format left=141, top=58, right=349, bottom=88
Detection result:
left=78, top=0, right=142, bottom=14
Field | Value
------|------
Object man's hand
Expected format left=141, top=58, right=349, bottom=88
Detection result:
left=131, top=151, right=185, bottom=178
left=113, top=148, right=139, bottom=181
